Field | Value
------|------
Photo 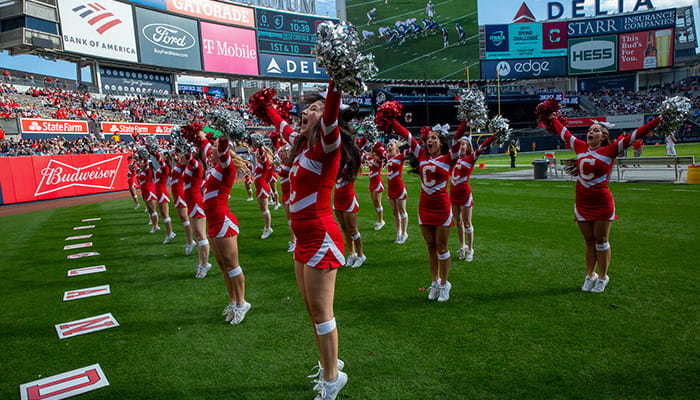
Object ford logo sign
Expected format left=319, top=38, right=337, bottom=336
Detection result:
left=143, top=23, right=195, bottom=51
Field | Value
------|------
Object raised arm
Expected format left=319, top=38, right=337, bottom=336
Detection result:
left=265, top=105, right=299, bottom=146
left=391, top=119, right=424, bottom=159
left=610, top=116, right=660, bottom=153
left=473, top=135, right=495, bottom=161
left=218, top=139, right=232, bottom=171
left=319, top=80, right=341, bottom=155
left=552, top=118, right=586, bottom=152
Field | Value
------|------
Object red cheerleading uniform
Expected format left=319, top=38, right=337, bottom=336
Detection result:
left=202, top=139, right=239, bottom=238
left=368, top=158, right=385, bottom=192
left=170, top=163, right=187, bottom=208
left=278, top=162, right=292, bottom=204
left=551, top=117, right=659, bottom=221
left=393, top=119, right=466, bottom=226
left=253, top=153, right=271, bottom=199
left=266, top=81, right=345, bottom=269
left=153, top=152, right=171, bottom=204
left=138, top=163, right=157, bottom=202
left=334, top=168, right=359, bottom=213
left=386, top=151, right=407, bottom=200
left=450, top=135, right=494, bottom=207
left=127, top=167, right=138, bottom=189
left=183, top=152, right=206, bottom=219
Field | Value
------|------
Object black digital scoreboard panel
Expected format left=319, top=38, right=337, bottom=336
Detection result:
left=256, top=9, right=337, bottom=57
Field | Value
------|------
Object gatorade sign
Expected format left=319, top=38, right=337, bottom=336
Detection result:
left=568, top=35, right=617, bottom=75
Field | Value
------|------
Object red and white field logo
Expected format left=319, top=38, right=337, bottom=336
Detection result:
left=63, top=285, right=111, bottom=301
left=67, top=265, right=106, bottom=276
left=35, top=156, right=123, bottom=197
left=55, top=313, right=119, bottom=339
left=19, top=363, right=109, bottom=400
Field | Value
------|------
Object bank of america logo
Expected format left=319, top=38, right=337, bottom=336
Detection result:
left=72, top=3, right=122, bottom=35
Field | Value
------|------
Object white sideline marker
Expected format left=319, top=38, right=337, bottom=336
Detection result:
left=82, top=218, right=101, bottom=222
left=73, top=225, right=95, bottom=230
left=67, top=265, right=106, bottom=276
left=63, top=285, right=110, bottom=301
left=63, top=242, right=92, bottom=251
left=55, top=313, right=119, bottom=339
left=65, top=234, right=93, bottom=241
left=19, top=363, right=109, bottom=400
left=67, top=252, right=100, bottom=260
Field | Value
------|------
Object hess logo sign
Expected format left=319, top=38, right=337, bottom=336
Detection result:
left=570, top=40, right=615, bottom=70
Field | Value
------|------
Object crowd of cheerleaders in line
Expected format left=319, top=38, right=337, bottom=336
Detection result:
left=123, top=88, right=685, bottom=400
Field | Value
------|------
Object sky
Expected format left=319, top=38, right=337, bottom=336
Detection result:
left=2, top=0, right=697, bottom=85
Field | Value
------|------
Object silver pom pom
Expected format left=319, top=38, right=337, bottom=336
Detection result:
left=656, top=96, right=691, bottom=136
left=359, top=118, right=379, bottom=143
left=136, top=146, right=149, bottom=161
left=315, top=20, right=378, bottom=96
left=249, top=132, right=266, bottom=148
left=145, top=135, right=159, bottom=154
left=457, top=89, right=488, bottom=130
left=487, top=115, right=512, bottom=146
left=206, top=108, right=248, bottom=142
left=170, top=126, right=190, bottom=153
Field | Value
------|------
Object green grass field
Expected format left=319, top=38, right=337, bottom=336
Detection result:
left=1, top=144, right=698, bottom=399
left=346, top=0, right=480, bottom=80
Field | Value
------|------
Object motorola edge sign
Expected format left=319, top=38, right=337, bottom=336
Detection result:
left=480, top=57, right=566, bottom=79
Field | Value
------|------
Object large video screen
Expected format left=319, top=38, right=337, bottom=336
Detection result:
left=346, top=0, right=480, bottom=80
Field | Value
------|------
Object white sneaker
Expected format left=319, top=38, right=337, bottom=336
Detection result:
left=313, top=371, right=347, bottom=400
left=246, top=197, right=254, bottom=201
left=351, top=254, right=366, bottom=268
left=394, top=234, right=401, bottom=244
left=581, top=273, right=599, bottom=292
left=195, top=263, right=211, bottom=279
left=465, top=249, right=474, bottom=262
left=222, top=302, right=237, bottom=322
left=457, top=247, right=466, bottom=260
left=427, top=282, right=440, bottom=300
left=287, top=241, right=296, bottom=252
left=162, top=232, right=176, bottom=244
left=274, top=203, right=281, bottom=210
left=437, top=281, right=452, bottom=302
left=134, top=203, right=140, bottom=210
left=399, top=233, right=408, bottom=243
left=149, top=226, right=160, bottom=233
left=308, top=359, right=345, bottom=380
left=590, top=276, right=609, bottom=293
left=230, top=302, right=251, bottom=324
left=344, top=253, right=356, bottom=267
left=261, top=228, right=273, bottom=239
left=373, top=221, right=385, bottom=230
left=185, top=241, right=196, bottom=256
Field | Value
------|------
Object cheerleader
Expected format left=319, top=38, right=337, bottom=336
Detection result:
left=385, top=139, right=409, bottom=243
left=450, top=135, right=495, bottom=261
left=151, top=148, right=176, bottom=244
left=267, top=153, right=282, bottom=210
left=333, top=124, right=364, bottom=268
left=367, top=142, right=386, bottom=230
left=169, top=151, right=197, bottom=255
left=137, top=156, right=159, bottom=232
left=253, top=145, right=274, bottom=239
left=181, top=129, right=211, bottom=278
left=199, top=131, right=252, bottom=324
left=277, top=142, right=296, bottom=252
left=260, top=81, right=353, bottom=398
left=392, top=120, right=467, bottom=302
left=243, top=159, right=254, bottom=201
left=126, top=158, right=140, bottom=209
left=541, top=103, right=660, bottom=293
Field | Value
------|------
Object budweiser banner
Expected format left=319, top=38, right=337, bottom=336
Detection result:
left=0, top=153, right=129, bottom=205
left=20, top=118, right=89, bottom=135
left=101, top=122, right=174, bottom=137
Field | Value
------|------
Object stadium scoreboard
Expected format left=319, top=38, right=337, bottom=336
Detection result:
left=256, top=9, right=328, bottom=57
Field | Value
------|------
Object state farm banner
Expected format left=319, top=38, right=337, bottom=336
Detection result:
left=20, top=118, right=89, bottom=135
left=101, top=122, right=174, bottom=137
left=0, top=153, right=129, bottom=205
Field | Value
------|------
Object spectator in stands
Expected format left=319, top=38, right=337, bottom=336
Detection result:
left=2, top=70, right=11, bottom=82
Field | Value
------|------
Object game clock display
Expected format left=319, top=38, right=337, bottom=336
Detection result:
left=256, top=9, right=337, bottom=57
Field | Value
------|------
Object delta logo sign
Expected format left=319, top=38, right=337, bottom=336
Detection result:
left=34, top=156, right=123, bottom=197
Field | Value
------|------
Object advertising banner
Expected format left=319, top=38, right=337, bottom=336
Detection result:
left=480, top=57, right=567, bottom=79
left=619, top=28, right=674, bottom=71
left=568, top=35, right=617, bottom=75
left=606, top=114, right=645, bottom=129
left=567, top=8, right=676, bottom=38
left=485, top=22, right=567, bottom=60
left=258, top=53, right=328, bottom=79
left=566, top=116, right=607, bottom=127
left=20, top=118, right=89, bottom=135
left=57, top=0, right=138, bottom=62
left=165, top=0, right=254, bottom=28
left=99, top=66, right=173, bottom=95
left=101, top=122, right=174, bottom=137
left=201, top=22, right=258, bottom=75
left=0, top=153, right=129, bottom=205
left=577, top=73, right=636, bottom=92
left=135, top=7, right=202, bottom=71
left=256, top=9, right=333, bottom=57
